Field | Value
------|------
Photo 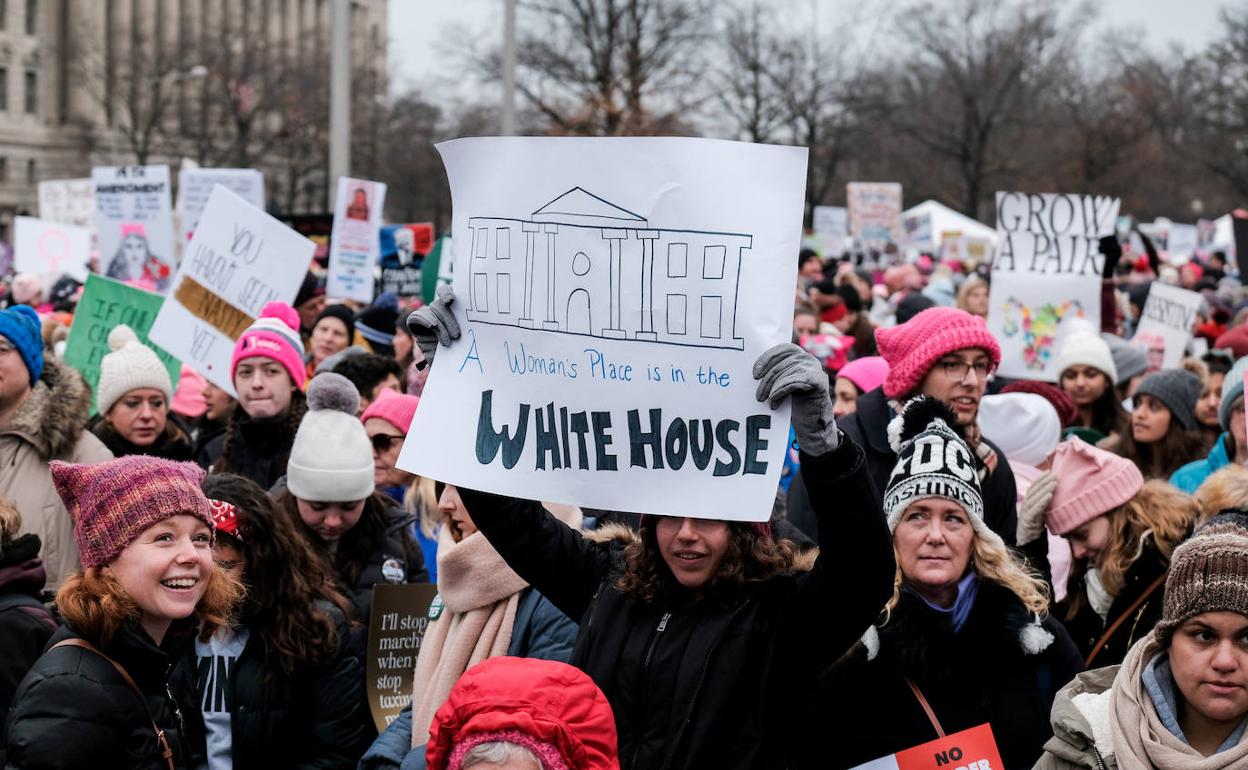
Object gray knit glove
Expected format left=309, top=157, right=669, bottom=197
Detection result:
left=405, top=285, right=460, bottom=368
left=1017, top=471, right=1057, bottom=545
left=753, top=343, right=840, bottom=456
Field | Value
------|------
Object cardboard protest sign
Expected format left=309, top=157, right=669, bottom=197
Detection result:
left=38, top=178, right=96, bottom=231
left=14, top=217, right=91, bottom=280
left=93, top=165, right=177, bottom=293
left=988, top=192, right=1120, bottom=381
left=902, top=209, right=932, bottom=248
left=1167, top=223, right=1198, bottom=261
left=148, top=186, right=316, bottom=395
left=379, top=223, right=434, bottom=299
left=811, top=205, right=848, bottom=257
left=1135, top=282, right=1202, bottom=371
left=421, top=235, right=454, bottom=305
left=397, top=137, right=807, bottom=521
left=847, top=183, right=903, bottom=250
left=327, top=177, right=387, bottom=302
left=178, top=168, right=265, bottom=241
left=366, top=583, right=438, bottom=733
left=63, top=275, right=181, bottom=413
left=850, top=723, right=1003, bottom=770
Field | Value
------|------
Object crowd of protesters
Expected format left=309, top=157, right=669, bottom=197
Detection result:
left=0, top=212, right=1245, bottom=770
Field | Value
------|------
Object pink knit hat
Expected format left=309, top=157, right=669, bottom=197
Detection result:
left=876, top=307, right=1002, bottom=399
left=836, top=356, right=889, bottom=395
left=170, top=365, right=208, bottom=419
left=360, top=388, right=420, bottom=434
left=1045, top=439, right=1144, bottom=536
left=50, top=457, right=213, bottom=569
left=230, top=301, right=307, bottom=389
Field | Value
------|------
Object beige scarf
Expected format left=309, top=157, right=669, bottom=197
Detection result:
left=409, top=503, right=582, bottom=748
left=1110, top=634, right=1248, bottom=769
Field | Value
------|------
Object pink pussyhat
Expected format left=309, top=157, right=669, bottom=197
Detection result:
left=1045, top=439, right=1144, bottom=536
left=120, top=222, right=147, bottom=238
left=836, top=356, right=889, bottom=395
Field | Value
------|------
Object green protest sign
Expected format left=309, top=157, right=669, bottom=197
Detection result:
left=63, top=274, right=182, bottom=414
left=420, top=235, right=453, bottom=305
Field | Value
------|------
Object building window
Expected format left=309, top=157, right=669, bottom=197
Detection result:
left=0, top=68, right=8, bottom=112
left=23, top=0, right=33, bottom=35
left=473, top=227, right=487, bottom=258
left=0, top=157, right=8, bottom=181
left=25, top=158, right=34, bottom=183
left=495, top=227, right=511, bottom=259
left=24, top=70, right=35, bottom=115
left=703, top=245, right=726, bottom=279
left=667, top=294, right=687, bottom=335
left=667, top=243, right=687, bottom=278
left=0, top=0, right=7, bottom=31
left=497, top=274, right=511, bottom=314
left=700, top=296, right=722, bottom=338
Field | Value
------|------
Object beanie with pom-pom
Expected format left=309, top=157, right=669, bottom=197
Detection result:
left=0, top=304, right=43, bottom=386
left=96, top=324, right=174, bottom=415
left=883, top=396, right=1001, bottom=549
left=286, top=372, right=375, bottom=502
left=231, top=301, right=307, bottom=388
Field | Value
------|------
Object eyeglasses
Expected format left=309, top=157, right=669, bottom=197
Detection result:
left=371, top=433, right=405, bottom=452
left=937, top=359, right=993, bottom=382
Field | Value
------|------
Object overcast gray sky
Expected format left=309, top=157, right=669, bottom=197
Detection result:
left=387, top=0, right=1228, bottom=94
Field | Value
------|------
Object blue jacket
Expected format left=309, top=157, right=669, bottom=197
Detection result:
left=358, top=586, right=576, bottom=770
left=1171, top=432, right=1231, bottom=493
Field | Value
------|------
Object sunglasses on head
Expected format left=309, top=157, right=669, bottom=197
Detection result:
left=370, top=433, right=405, bottom=452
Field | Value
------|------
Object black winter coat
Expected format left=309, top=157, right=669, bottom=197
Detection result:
left=0, top=536, right=56, bottom=766
left=338, top=508, right=428, bottom=625
left=461, top=438, right=895, bottom=770
left=789, top=387, right=1018, bottom=546
left=177, top=606, right=370, bottom=770
left=809, top=582, right=1083, bottom=770
left=199, top=409, right=298, bottom=490
left=5, top=622, right=203, bottom=770
left=90, top=415, right=195, bottom=463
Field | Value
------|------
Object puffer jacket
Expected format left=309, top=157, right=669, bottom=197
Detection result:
left=5, top=622, right=203, bottom=769
left=0, top=360, right=113, bottom=589
left=1033, top=665, right=1119, bottom=769
left=461, top=438, right=895, bottom=770
left=808, top=582, right=1083, bottom=770
left=177, top=605, right=370, bottom=770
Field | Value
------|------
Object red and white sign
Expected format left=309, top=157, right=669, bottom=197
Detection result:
left=850, top=724, right=1003, bottom=770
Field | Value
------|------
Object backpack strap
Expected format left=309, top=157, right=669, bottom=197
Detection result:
left=50, top=638, right=175, bottom=770
left=1084, top=572, right=1167, bottom=668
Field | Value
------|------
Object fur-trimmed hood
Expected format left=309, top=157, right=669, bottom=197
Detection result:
left=0, top=358, right=94, bottom=461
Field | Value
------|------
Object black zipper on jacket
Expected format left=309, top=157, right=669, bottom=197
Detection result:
left=165, top=663, right=186, bottom=759
left=628, top=612, right=672, bottom=770
left=658, top=599, right=752, bottom=770
left=1092, top=746, right=1107, bottom=770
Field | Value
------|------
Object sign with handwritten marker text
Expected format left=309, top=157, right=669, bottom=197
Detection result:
left=327, top=177, right=387, bottom=302
left=397, top=137, right=807, bottom=521
left=1135, top=282, right=1202, bottom=371
left=93, top=165, right=177, bottom=293
left=178, top=168, right=265, bottom=241
left=148, top=186, right=315, bottom=395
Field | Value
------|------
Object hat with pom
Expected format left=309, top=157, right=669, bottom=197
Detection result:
left=0, top=304, right=43, bottom=386
left=231, top=301, right=307, bottom=389
left=875, top=307, right=1001, bottom=399
left=96, top=324, right=174, bottom=415
left=286, top=373, right=375, bottom=502
left=883, top=396, right=993, bottom=544
left=50, top=456, right=212, bottom=569
left=360, top=387, right=420, bottom=435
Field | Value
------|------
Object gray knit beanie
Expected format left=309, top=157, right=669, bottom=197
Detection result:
left=1102, top=333, right=1149, bottom=384
left=1133, top=369, right=1201, bottom=431
left=1155, top=513, right=1248, bottom=646
left=1220, top=356, right=1248, bottom=431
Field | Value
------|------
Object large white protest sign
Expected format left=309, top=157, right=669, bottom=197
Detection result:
left=327, top=177, right=387, bottom=302
left=809, top=205, right=848, bottom=258
left=397, top=137, right=807, bottom=521
left=988, top=192, right=1121, bottom=380
left=178, top=168, right=265, bottom=241
left=847, top=182, right=903, bottom=250
left=93, top=165, right=177, bottom=293
left=38, top=178, right=95, bottom=232
left=1167, top=223, right=1198, bottom=261
left=1135, top=282, right=1202, bottom=371
left=14, top=217, right=91, bottom=280
left=148, top=186, right=315, bottom=395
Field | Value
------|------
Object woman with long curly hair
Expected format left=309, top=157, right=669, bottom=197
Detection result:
left=273, top=374, right=426, bottom=638
left=1115, top=368, right=1206, bottom=479
left=179, top=473, right=369, bottom=770
left=1018, top=439, right=1198, bottom=669
left=407, top=289, right=894, bottom=770
left=810, top=398, right=1081, bottom=770
left=200, top=302, right=309, bottom=490
left=5, top=457, right=240, bottom=769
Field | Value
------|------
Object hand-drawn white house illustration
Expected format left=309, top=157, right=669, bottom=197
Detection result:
left=465, top=187, right=750, bottom=350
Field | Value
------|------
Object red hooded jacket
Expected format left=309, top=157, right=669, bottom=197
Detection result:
left=426, top=656, right=619, bottom=770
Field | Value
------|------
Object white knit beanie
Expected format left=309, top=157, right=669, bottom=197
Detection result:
left=977, top=393, right=1061, bottom=467
left=1054, top=329, right=1118, bottom=384
left=97, top=325, right=173, bottom=415
left=286, top=373, right=375, bottom=502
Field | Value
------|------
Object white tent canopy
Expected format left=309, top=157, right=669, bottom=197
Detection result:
left=901, top=200, right=998, bottom=251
